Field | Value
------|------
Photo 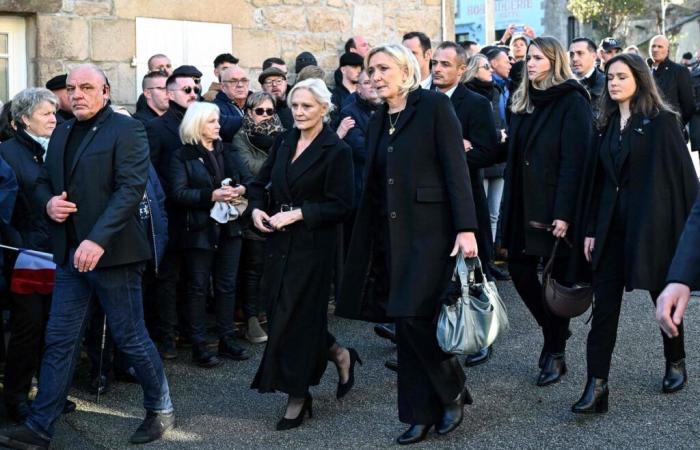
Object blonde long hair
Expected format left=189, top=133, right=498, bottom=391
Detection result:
left=510, top=36, right=576, bottom=114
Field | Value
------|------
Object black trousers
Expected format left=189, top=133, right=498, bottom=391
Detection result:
left=154, top=245, right=181, bottom=342
left=588, top=228, right=685, bottom=379
left=509, top=253, right=570, bottom=354
left=3, top=293, right=50, bottom=406
left=183, top=235, right=242, bottom=344
left=237, top=237, right=266, bottom=319
left=396, top=317, right=465, bottom=425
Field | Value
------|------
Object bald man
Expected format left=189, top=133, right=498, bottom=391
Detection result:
left=0, top=64, right=174, bottom=449
left=649, top=35, right=695, bottom=125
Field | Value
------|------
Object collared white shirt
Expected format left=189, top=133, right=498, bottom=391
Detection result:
left=420, top=74, right=432, bottom=90
left=579, top=66, right=596, bottom=81
left=442, top=84, right=458, bottom=98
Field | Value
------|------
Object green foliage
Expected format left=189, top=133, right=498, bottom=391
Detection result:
left=568, top=0, right=647, bottom=36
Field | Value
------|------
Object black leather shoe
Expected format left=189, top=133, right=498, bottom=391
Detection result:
left=5, top=402, right=30, bottom=424
left=373, top=323, right=396, bottom=343
left=464, top=346, right=492, bottom=367
left=396, top=424, right=432, bottom=445
left=336, top=348, right=363, bottom=399
left=539, top=329, right=572, bottom=368
left=572, top=377, right=609, bottom=414
left=90, top=374, right=111, bottom=395
left=130, top=411, right=175, bottom=444
left=537, top=353, right=567, bottom=386
left=0, top=424, right=50, bottom=449
left=385, top=358, right=398, bottom=373
left=63, top=400, right=76, bottom=415
left=218, top=335, right=251, bottom=361
left=487, top=262, right=511, bottom=280
left=276, top=394, right=312, bottom=431
left=436, top=388, right=471, bottom=435
left=662, top=359, right=688, bottom=393
left=192, top=343, right=221, bottom=368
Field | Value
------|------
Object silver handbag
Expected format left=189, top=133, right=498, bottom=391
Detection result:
left=437, top=255, right=509, bottom=355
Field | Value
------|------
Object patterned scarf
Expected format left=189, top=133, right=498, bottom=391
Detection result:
left=242, top=114, right=285, bottom=137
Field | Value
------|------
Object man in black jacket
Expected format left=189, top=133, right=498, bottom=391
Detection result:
left=649, top=35, right=695, bottom=125
left=433, top=41, right=501, bottom=366
left=570, top=37, right=605, bottom=118
left=331, top=52, right=364, bottom=127
left=0, top=64, right=174, bottom=450
left=45, top=74, right=74, bottom=124
left=133, top=71, right=168, bottom=125
left=657, top=193, right=700, bottom=338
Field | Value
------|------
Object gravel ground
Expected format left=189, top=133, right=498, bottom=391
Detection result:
left=1, top=282, right=698, bottom=449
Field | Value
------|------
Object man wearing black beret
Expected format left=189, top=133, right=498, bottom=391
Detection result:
left=45, top=74, right=74, bottom=124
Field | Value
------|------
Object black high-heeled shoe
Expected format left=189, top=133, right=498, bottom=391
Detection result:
left=662, top=359, right=687, bottom=393
left=537, top=352, right=567, bottom=386
left=336, top=348, right=363, bottom=399
left=572, top=377, right=609, bottom=414
left=276, top=394, right=313, bottom=431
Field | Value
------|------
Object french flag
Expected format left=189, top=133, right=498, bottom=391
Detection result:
left=10, top=249, right=55, bottom=295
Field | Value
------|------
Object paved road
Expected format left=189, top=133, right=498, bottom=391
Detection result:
left=1, top=282, right=698, bottom=449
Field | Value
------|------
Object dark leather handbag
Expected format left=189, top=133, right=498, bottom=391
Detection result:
left=542, top=238, right=593, bottom=318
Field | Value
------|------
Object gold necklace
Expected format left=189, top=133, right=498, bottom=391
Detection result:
left=388, top=111, right=401, bottom=135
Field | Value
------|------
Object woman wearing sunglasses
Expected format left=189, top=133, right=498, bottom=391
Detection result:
left=232, top=92, right=286, bottom=345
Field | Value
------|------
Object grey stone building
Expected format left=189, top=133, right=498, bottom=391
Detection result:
left=0, top=0, right=455, bottom=108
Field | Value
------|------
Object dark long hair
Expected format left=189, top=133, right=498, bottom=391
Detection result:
left=597, top=53, right=677, bottom=129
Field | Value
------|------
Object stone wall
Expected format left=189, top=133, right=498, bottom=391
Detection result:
left=0, top=0, right=454, bottom=106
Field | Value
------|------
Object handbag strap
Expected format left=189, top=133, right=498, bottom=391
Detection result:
left=455, top=254, right=485, bottom=293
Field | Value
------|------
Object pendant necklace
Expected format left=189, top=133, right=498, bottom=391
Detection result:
left=388, top=111, right=401, bottom=135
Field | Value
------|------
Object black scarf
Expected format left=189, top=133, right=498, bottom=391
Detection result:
left=466, top=79, right=495, bottom=100
left=168, top=101, right=187, bottom=120
left=528, top=79, right=589, bottom=108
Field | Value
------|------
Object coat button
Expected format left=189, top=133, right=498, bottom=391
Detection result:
left=524, top=161, right=530, bottom=166
left=281, top=255, right=286, bottom=259
left=387, top=146, right=394, bottom=153
left=388, top=178, right=394, bottom=185
left=214, top=244, right=218, bottom=249
left=390, top=212, right=397, bottom=219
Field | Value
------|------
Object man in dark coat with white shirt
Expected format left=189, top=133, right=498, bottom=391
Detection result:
left=648, top=35, right=695, bottom=125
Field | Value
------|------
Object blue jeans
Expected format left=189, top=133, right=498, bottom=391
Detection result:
left=26, top=253, right=173, bottom=439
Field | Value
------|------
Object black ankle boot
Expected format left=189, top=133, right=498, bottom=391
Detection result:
left=537, top=352, right=567, bottom=386
left=436, top=388, right=471, bottom=435
left=396, top=424, right=432, bottom=445
left=572, top=377, right=609, bottom=414
left=662, top=359, right=687, bottom=393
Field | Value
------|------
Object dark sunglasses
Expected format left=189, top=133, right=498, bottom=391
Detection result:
left=253, top=107, right=275, bottom=116
left=170, top=86, right=201, bottom=95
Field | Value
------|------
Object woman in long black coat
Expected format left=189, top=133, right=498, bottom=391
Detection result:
left=168, top=102, right=253, bottom=368
left=502, top=37, right=592, bottom=387
left=249, top=79, right=357, bottom=430
left=337, top=44, right=479, bottom=445
left=572, top=53, right=698, bottom=414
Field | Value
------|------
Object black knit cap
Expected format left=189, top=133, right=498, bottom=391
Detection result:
left=339, top=52, right=364, bottom=68
left=45, top=74, right=67, bottom=91
left=295, top=51, right=317, bottom=73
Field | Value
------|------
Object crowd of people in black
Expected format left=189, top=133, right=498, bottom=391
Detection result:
left=0, top=22, right=697, bottom=449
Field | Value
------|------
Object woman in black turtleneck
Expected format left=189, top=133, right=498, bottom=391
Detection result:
left=502, top=37, right=593, bottom=387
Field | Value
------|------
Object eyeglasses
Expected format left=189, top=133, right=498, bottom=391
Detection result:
left=169, top=86, right=201, bottom=95
left=264, top=78, right=285, bottom=87
left=253, top=107, right=275, bottom=116
left=223, top=78, right=249, bottom=86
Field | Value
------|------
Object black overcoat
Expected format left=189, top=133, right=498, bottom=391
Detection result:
left=584, top=111, right=698, bottom=292
left=167, top=142, right=253, bottom=250
left=337, top=88, right=478, bottom=321
left=0, top=130, right=50, bottom=251
left=449, top=83, right=500, bottom=261
left=651, top=58, right=695, bottom=124
left=249, top=125, right=353, bottom=395
left=501, top=85, right=592, bottom=257
left=667, top=191, right=700, bottom=289
left=34, top=107, right=151, bottom=267
left=146, top=106, right=183, bottom=190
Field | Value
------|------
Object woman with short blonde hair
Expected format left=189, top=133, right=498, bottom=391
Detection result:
left=365, top=44, right=422, bottom=96
left=169, top=100, right=253, bottom=368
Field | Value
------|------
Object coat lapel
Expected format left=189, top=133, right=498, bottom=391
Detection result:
left=618, top=115, right=648, bottom=177
left=449, top=83, right=467, bottom=113
left=276, top=132, right=294, bottom=201
left=598, top=125, right=618, bottom=185
left=68, top=107, right=113, bottom=180
left=287, top=126, right=333, bottom=185
left=48, top=122, right=71, bottom=191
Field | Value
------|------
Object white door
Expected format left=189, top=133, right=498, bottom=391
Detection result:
left=0, top=16, right=26, bottom=104
left=135, top=17, right=232, bottom=99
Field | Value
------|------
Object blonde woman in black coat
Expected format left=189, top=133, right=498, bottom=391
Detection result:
left=337, top=44, right=479, bottom=445
left=249, top=79, right=358, bottom=430
left=573, top=53, right=698, bottom=413
left=502, top=37, right=592, bottom=387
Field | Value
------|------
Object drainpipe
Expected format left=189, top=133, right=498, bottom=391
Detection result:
left=441, top=0, right=447, bottom=41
